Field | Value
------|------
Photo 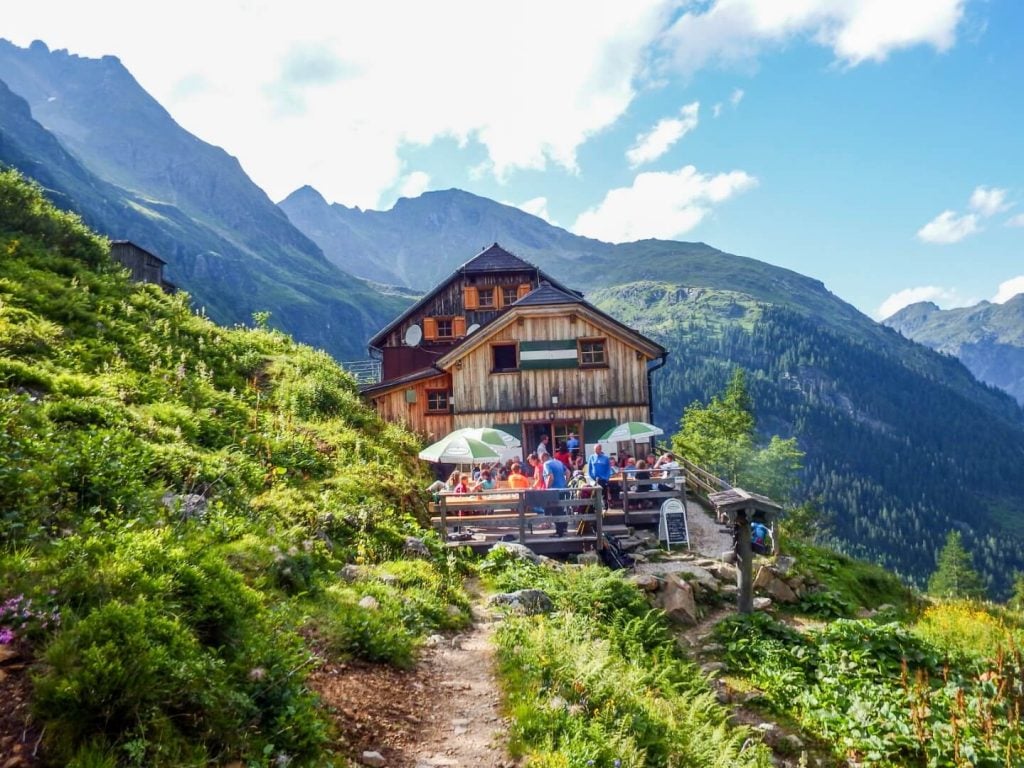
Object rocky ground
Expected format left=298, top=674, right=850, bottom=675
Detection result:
left=0, top=642, right=40, bottom=768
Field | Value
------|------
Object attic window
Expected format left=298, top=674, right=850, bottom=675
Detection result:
left=578, top=338, right=607, bottom=367
left=436, top=318, right=454, bottom=338
left=492, top=343, right=518, bottom=372
left=478, top=288, right=495, bottom=308
left=502, top=286, right=518, bottom=306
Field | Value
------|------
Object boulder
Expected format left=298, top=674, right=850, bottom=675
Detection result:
left=339, top=564, right=365, bottom=582
left=773, top=555, right=796, bottom=575
left=403, top=536, right=431, bottom=558
left=492, top=542, right=541, bottom=564
left=358, top=596, right=380, bottom=611
left=708, top=563, right=738, bottom=583
left=753, top=596, right=773, bottom=611
left=669, top=563, right=719, bottom=592
left=361, top=751, right=386, bottom=767
left=753, top=566, right=775, bottom=590
left=576, top=552, right=601, bottom=566
left=764, top=577, right=798, bottom=604
left=629, top=573, right=660, bottom=592
left=488, top=589, right=554, bottom=615
left=161, top=492, right=207, bottom=520
left=721, top=550, right=738, bottom=564
left=655, top=574, right=699, bottom=625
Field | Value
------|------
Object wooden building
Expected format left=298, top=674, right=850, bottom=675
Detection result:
left=110, top=241, right=175, bottom=292
left=362, top=243, right=667, bottom=452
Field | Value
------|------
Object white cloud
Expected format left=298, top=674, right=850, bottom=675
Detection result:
left=968, top=185, right=1010, bottom=216
left=3, top=0, right=673, bottom=209
left=396, top=171, right=430, bottom=199
left=916, top=210, right=979, bottom=244
left=712, top=102, right=723, bottom=118
left=1007, top=213, right=1024, bottom=228
left=515, top=196, right=553, bottom=223
left=663, top=0, right=966, bottom=72
left=572, top=165, right=757, bottom=243
left=917, top=185, right=1013, bottom=244
left=730, top=87, right=745, bottom=106
left=876, top=286, right=968, bottom=319
left=993, top=276, right=1024, bottom=304
left=626, top=102, right=700, bottom=167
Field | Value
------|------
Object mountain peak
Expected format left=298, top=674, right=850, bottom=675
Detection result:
left=280, top=184, right=328, bottom=207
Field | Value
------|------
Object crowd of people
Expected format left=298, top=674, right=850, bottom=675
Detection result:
left=427, top=432, right=682, bottom=509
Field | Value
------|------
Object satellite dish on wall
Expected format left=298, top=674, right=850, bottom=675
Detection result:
left=466, top=323, right=480, bottom=335
left=404, top=324, right=423, bottom=347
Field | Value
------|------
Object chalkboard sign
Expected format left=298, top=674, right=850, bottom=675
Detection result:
left=658, top=498, right=688, bottom=550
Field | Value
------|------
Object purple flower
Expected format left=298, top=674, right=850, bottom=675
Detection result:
left=0, top=627, right=15, bottom=645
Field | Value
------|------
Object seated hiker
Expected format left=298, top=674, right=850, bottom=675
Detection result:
left=633, top=460, right=652, bottom=508
left=472, top=469, right=496, bottom=492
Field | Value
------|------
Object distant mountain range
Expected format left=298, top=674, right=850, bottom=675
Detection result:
left=0, top=39, right=405, bottom=361
left=2, top=38, right=1024, bottom=594
left=884, top=297, right=1024, bottom=406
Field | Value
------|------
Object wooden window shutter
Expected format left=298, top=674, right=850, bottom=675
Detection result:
left=517, top=283, right=532, bottom=300
left=494, top=288, right=504, bottom=309
left=423, top=317, right=438, bottom=340
left=453, top=316, right=467, bottom=337
left=463, top=286, right=479, bottom=310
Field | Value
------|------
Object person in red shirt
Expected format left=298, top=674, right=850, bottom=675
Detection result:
left=553, top=442, right=572, bottom=470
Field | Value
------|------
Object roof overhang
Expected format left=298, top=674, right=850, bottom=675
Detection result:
left=359, top=366, right=446, bottom=396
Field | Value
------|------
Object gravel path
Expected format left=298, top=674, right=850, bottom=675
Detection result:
left=683, top=498, right=733, bottom=558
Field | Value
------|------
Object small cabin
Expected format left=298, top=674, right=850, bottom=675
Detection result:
left=362, top=244, right=667, bottom=454
left=110, top=240, right=175, bottom=292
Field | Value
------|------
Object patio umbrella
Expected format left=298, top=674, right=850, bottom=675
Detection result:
left=449, top=426, right=522, bottom=449
left=599, top=421, right=665, bottom=442
left=418, top=434, right=502, bottom=464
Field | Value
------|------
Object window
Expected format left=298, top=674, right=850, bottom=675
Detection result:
left=492, top=343, right=518, bottom=372
left=436, top=318, right=454, bottom=338
left=503, top=286, right=519, bottom=306
left=426, top=389, right=450, bottom=412
left=579, top=338, right=607, bottom=366
left=478, top=288, right=495, bottom=308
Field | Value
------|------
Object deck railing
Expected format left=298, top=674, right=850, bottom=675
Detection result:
left=429, top=487, right=604, bottom=548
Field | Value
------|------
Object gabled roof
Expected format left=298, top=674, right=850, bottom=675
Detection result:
left=367, top=243, right=578, bottom=349
left=511, top=280, right=583, bottom=308
left=462, top=242, right=535, bottom=273
left=111, top=240, right=167, bottom=264
left=435, top=281, right=667, bottom=369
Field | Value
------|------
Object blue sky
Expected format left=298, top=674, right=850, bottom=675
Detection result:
left=5, top=0, right=1023, bottom=317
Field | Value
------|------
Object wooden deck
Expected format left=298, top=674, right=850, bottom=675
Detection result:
left=430, top=478, right=688, bottom=555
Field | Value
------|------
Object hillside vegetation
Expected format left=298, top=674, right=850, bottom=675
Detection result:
left=0, top=170, right=470, bottom=766
left=590, top=281, right=1024, bottom=597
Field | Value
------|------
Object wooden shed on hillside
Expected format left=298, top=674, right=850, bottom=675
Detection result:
left=362, top=244, right=667, bottom=453
left=110, top=240, right=175, bottom=293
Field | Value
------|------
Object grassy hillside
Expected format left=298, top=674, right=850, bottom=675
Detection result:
left=0, top=170, right=471, bottom=766
left=591, top=281, right=1024, bottom=597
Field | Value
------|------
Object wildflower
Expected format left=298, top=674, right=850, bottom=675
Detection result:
left=0, top=628, right=15, bottom=644
left=248, top=667, right=267, bottom=682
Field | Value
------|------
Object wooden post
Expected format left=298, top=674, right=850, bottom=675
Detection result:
left=517, top=492, right=527, bottom=544
left=440, top=495, right=448, bottom=538
left=737, top=507, right=753, bottom=614
left=594, top=491, right=604, bottom=550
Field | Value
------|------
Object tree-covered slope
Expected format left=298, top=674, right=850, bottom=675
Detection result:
left=885, top=297, right=1024, bottom=406
left=0, top=169, right=472, bottom=766
left=590, top=281, right=1024, bottom=595
left=0, top=39, right=407, bottom=361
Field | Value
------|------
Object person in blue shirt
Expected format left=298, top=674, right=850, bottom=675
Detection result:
left=587, top=443, right=611, bottom=506
left=543, top=455, right=568, bottom=536
left=566, top=432, right=580, bottom=462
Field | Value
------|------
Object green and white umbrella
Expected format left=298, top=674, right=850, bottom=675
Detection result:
left=599, top=421, right=665, bottom=442
left=449, top=426, right=522, bottom=449
left=418, top=434, right=502, bottom=464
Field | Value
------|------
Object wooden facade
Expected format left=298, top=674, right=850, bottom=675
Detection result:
left=363, top=244, right=667, bottom=452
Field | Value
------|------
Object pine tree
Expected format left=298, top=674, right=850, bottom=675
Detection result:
left=928, top=531, right=987, bottom=600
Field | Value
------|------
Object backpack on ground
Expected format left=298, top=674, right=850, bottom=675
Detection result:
left=600, top=534, right=635, bottom=570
